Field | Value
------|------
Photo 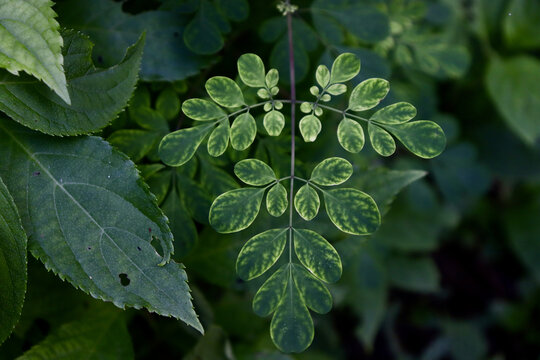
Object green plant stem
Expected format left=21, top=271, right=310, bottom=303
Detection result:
left=286, top=1, right=296, bottom=264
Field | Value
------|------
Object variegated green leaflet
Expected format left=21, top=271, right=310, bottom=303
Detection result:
left=158, top=52, right=446, bottom=352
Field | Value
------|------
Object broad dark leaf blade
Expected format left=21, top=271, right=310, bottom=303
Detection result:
left=0, top=176, right=27, bottom=345
left=0, top=120, right=203, bottom=333
left=0, top=30, right=144, bottom=136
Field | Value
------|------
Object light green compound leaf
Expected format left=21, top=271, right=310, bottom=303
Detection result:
left=0, top=0, right=69, bottom=104
left=209, top=188, right=264, bottom=233
left=234, top=159, right=276, bottom=186
left=238, top=53, right=266, bottom=87
left=327, top=84, right=347, bottom=96
left=294, top=184, right=320, bottom=221
left=368, top=123, right=396, bottom=157
left=270, top=273, right=314, bottom=353
left=293, top=229, right=342, bottom=283
left=348, top=78, right=389, bottom=111
left=205, top=76, right=245, bottom=108
left=236, top=228, right=288, bottom=281
left=384, top=121, right=446, bottom=159
left=292, top=264, right=332, bottom=314
left=230, top=113, right=257, bottom=150
left=371, top=102, right=417, bottom=124
left=207, top=121, right=230, bottom=157
left=0, top=120, right=203, bottom=333
left=159, top=124, right=213, bottom=166
left=486, top=56, right=540, bottom=145
left=330, top=53, right=361, bottom=84
left=0, top=176, right=27, bottom=345
left=16, top=307, right=134, bottom=360
left=264, top=110, right=285, bottom=136
left=267, top=183, right=288, bottom=217
left=316, top=65, right=330, bottom=88
left=323, top=188, right=380, bottom=235
left=299, top=115, right=322, bottom=142
left=338, top=118, right=365, bottom=153
left=310, top=157, right=353, bottom=186
left=0, top=30, right=144, bottom=136
left=266, top=68, right=279, bottom=88
left=253, top=264, right=289, bottom=317
left=182, top=98, right=227, bottom=121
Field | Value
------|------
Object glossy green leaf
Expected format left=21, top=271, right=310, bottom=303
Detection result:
left=238, top=53, right=266, bottom=87
left=0, top=121, right=203, bottom=333
left=316, top=65, right=330, bottom=88
left=253, top=264, right=289, bottom=317
left=266, top=183, right=288, bottom=217
left=230, top=113, right=257, bottom=150
left=209, top=188, right=264, bottom=233
left=270, top=274, right=314, bottom=353
left=292, top=264, right=332, bottom=314
left=207, top=121, right=230, bottom=157
left=234, top=159, right=276, bottom=186
left=0, top=176, right=27, bottom=345
left=337, top=118, right=365, bottom=153
left=236, top=228, right=288, bottom=280
left=182, top=99, right=227, bottom=121
left=371, top=102, right=417, bottom=124
left=159, top=124, right=213, bottom=166
left=0, top=30, right=144, bottom=135
left=310, top=157, right=353, bottom=186
left=0, top=0, right=69, bottom=103
left=504, top=0, right=540, bottom=50
left=323, top=188, right=380, bottom=235
left=205, top=76, right=245, bottom=108
left=294, top=184, right=320, bottom=221
left=348, top=78, right=389, bottom=111
left=293, top=229, right=342, bottom=283
left=330, top=53, right=361, bottom=84
left=264, top=110, right=285, bottom=136
left=299, top=115, right=322, bottom=142
left=184, top=3, right=224, bottom=55
left=384, top=121, right=446, bottom=159
left=369, top=123, right=396, bottom=157
left=486, top=56, right=540, bottom=145
left=16, top=306, right=133, bottom=360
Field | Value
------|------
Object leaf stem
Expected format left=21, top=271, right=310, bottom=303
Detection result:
left=286, top=1, right=296, bottom=265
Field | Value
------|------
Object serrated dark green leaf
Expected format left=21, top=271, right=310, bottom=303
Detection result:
left=292, top=264, right=332, bottom=314
left=368, top=123, right=396, bottom=157
left=206, top=76, right=245, bottom=108
left=0, top=0, right=69, bottom=103
left=371, top=102, right=417, bottom=124
left=207, top=121, right=230, bottom=157
left=337, top=118, right=365, bottom=153
left=270, top=272, right=314, bottom=353
left=234, top=159, right=276, bottom=186
left=323, top=188, right=380, bottom=235
left=209, top=188, right=264, bottom=233
left=299, top=115, right=322, bottom=142
left=294, top=184, right=320, bottom=221
left=0, top=176, right=27, bottom=345
left=182, top=98, right=227, bottom=121
left=266, top=183, right=288, bottom=217
left=236, top=228, right=288, bottom=280
left=238, top=53, right=266, bottom=87
left=348, top=78, right=389, bottom=112
left=293, top=229, right=342, bottom=283
left=330, top=53, right=361, bottom=84
left=0, top=120, right=202, bottom=333
left=264, top=110, right=285, bottom=136
left=384, top=121, right=446, bottom=159
left=231, top=113, right=257, bottom=150
left=0, top=30, right=144, bottom=135
left=159, top=124, right=214, bottom=166
left=310, top=157, right=353, bottom=186
left=253, top=264, right=289, bottom=317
